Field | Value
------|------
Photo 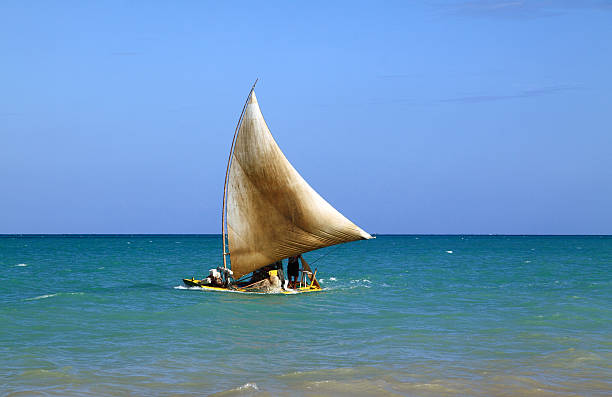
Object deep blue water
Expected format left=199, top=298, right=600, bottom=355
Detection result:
left=1, top=235, right=611, bottom=396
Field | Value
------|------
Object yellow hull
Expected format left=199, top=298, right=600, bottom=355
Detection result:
left=182, top=278, right=322, bottom=294
left=205, top=285, right=322, bottom=294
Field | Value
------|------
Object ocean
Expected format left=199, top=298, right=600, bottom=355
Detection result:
left=1, top=235, right=610, bottom=396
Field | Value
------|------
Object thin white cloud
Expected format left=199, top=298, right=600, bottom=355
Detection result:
left=337, top=84, right=581, bottom=107
left=439, top=84, right=581, bottom=103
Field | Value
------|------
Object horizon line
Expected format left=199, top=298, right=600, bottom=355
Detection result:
left=1, top=234, right=610, bottom=237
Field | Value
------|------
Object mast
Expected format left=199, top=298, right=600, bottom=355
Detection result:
left=222, top=79, right=258, bottom=268
left=224, top=85, right=372, bottom=279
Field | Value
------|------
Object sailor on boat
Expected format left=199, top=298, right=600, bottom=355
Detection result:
left=273, top=260, right=286, bottom=289
left=189, top=267, right=233, bottom=288
left=287, top=256, right=300, bottom=289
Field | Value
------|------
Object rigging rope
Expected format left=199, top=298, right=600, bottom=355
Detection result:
left=306, top=243, right=343, bottom=266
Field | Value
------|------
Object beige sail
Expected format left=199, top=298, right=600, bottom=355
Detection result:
left=226, top=90, right=372, bottom=279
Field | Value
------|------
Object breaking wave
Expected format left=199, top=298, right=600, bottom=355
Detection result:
left=236, top=382, right=258, bottom=391
left=210, top=382, right=259, bottom=396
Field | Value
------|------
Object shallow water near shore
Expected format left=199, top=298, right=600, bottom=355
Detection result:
left=1, top=235, right=611, bottom=396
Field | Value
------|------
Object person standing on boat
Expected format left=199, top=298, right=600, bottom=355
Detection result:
left=287, top=255, right=300, bottom=289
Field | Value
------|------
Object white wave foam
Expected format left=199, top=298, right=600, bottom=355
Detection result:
left=347, top=284, right=370, bottom=290
left=27, top=293, right=58, bottom=301
left=348, top=279, right=372, bottom=289
left=174, top=285, right=203, bottom=290
left=26, top=292, right=83, bottom=301
left=237, top=382, right=258, bottom=391
left=16, top=263, right=28, bottom=267
left=350, top=279, right=371, bottom=283
left=329, top=277, right=337, bottom=281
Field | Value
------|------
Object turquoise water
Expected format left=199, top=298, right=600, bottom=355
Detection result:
left=1, top=235, right=611, bottom=396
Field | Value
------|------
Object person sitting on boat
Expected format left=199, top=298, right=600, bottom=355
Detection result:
left=205, top=268, right=223, bottom=287
left=287, top=255, right=300, bottom=289
left=272, top=260, right=286, bottom=290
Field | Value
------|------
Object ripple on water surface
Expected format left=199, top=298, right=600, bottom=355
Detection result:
left=1, top=235, right=611, bottom=396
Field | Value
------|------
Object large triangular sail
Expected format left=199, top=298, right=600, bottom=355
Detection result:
left=225, top=90, right=372, bottom=279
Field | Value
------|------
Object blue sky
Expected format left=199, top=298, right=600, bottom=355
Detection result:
left=1, top=0, right=611, bottom=234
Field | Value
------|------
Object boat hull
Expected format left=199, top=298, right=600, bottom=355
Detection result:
left=182, top=278, right=322, bottom=294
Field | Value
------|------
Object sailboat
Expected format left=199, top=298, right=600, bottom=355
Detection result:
left=183, top=81, right=373, bottom=293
